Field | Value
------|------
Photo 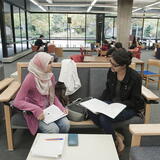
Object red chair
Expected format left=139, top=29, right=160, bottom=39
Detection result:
left=47, top=44, right=56, bottom=53
left=129, top=47, right=141, bottom=59
left=70, top=55, right=84, bottom=62
left=80, top=47, right=92, bottom=56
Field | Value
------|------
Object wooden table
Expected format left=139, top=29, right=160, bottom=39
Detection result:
left=132, top=57, right=144, bottom=76
left=26, top=133, right=119, bottom=160
left=83, top=56, right=109, bottom=63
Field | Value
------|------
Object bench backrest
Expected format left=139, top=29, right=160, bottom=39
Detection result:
left=17, top=62, right=110, bottom=101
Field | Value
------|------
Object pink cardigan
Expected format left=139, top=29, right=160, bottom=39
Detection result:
left=13, top=73, right=65, bottom=135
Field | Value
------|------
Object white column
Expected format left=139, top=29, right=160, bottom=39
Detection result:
left=117, top=0, right=133, bottom=49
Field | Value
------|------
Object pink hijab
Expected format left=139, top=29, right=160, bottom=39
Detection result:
left=28, top=52, right=54, bottom=105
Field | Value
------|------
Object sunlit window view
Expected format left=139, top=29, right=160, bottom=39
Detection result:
left=86, top=14, right=96, bottom=47
left=104, top=17, right=114, bottom=39
left=131, top=18, right=143, bottom=39
left=29, top=13, right=49, bottom=39
left=157, top=20, right=160, bottom=40
left=0, top=29, right=2, bottom=60
left=4, top=2, right=14, bottom=56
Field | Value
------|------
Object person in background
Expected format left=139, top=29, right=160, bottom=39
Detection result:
left=88, top=49, right=144, bottom=152
left=107, top=42, right=123, bottom=57
left=101, top=40, right=111, bottom=51
left=13, top=52, right=70, bottom=135
left=129, top=36, right=137, bottom=49
left=98, top=40, right=111, bottom=56
left=35, top=35, right=46, bottom=50
left=155, top=43, right=160, bottom=59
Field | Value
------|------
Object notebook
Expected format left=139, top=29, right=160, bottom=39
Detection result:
left=31, top=134, right=66, bottom=158
left=43, top=104, right=67, bottom=124
left=80, top=98, right=126, bottom=119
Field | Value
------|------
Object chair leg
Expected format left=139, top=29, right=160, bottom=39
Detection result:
left=3, top=104, right=14, bottom=151
left=145, top=77, right=149, bottom=88
left=158, top=79, right=160, bottom=90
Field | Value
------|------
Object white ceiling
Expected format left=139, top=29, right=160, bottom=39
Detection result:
left=28, top=0, right=160, bottom=16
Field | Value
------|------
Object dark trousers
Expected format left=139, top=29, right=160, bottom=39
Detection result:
left=88, top=108, right=136, bottom=140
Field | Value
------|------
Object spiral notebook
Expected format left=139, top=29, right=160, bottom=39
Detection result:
left=31, top=134, right=66, bottom=158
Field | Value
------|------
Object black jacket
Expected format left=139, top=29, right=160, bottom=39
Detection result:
left=35, top=39, right=45, bottom=47
left=100, top=67, right=145, bottom=112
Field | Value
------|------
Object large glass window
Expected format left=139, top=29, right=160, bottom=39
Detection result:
left=104, top=17, right=114, bottom=39
left=143, top=19, right=157, bottom=39
left=13, top=6, right=22, bottom=53
left=0, top=29, right=2, bottom=60
left=4, top=2, right=14, bottom=56
left=67, top=14, right=85, bottom=47
left=20, top=9, right=27, bottom=50
left=131, top=18, right=143, bottom=39
left=50, top=14, right=67, bottom=47
left=30, top=13, right=49, bottom=42
left=157, top=19, right=160, bottom=39
left=86, top=14, right=96, bottom=47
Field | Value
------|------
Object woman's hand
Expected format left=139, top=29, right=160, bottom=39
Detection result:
left=37, top=113, right=45, bottom=120
left=63, top=108, right=68, bottom=115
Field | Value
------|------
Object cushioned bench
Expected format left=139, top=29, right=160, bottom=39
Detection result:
left=0, top=62, right=159, bottom=150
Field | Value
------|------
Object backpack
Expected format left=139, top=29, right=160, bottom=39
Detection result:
left=55, top=81, right=92, bottom=122
left=66, top=97, right=93, bottom=122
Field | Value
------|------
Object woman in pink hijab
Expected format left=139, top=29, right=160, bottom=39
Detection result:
left=14, top=52, right=70, bottom=135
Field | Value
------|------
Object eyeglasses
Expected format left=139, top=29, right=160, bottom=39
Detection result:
left=109, top=59, right=120, bottom=67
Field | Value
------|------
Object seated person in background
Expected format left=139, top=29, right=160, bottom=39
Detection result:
left=129, top=36, right=137, bottom=49
left=107, top=42, right=123, bottom=57
left=98, top=40, right=111, bottom=56
left=13, top=52, right=70, bottom=135
left=88, top=49, right=144, bottom=152
left=155, top=43, right=160, bottom=59
left=101, top=40, right=111, bottom=51
left=34, top=34, right=46, bottom=51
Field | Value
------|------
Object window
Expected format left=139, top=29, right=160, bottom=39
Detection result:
left=4, top=2, right=14, bottom=56
left=50, top=14, right=67, bottom=47
left=143, top=19, right=157, bottom=39
left=104, top=17, right=114, bottom=39
left=0, top=29, right=2, bottom=60
left=30, top=13, right=49, bottom=41
left=20, top=9, right=27, bottom=50
left=131, top=18, right=143, bottom=38
left=13, top=6, right=22, bottom=53
left=86, top=14, right=96, bottom=47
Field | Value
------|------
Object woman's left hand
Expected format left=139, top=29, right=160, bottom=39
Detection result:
left=63, top=108, right=68, bottom=115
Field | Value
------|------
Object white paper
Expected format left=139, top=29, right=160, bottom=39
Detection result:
left=80, top=98, right=126, bottom=119
left=43, top=105, right=67, bottom=124
left=31, top=134, right=65, bottom=158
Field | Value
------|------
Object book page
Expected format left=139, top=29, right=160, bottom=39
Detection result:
left=99, top=102, right=126, bottom=119
left=80, top=98, right=126, bottom=119
left=31, top=134, right=65, bottom=158
left=43, top=105, right=67, bottom=124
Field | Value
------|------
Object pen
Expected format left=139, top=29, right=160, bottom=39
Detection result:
left=45, top=138, right=64, bottom=141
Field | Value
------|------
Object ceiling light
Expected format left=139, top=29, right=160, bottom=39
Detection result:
left=132, top=8, right=142, bottom=13
left=30, top=0, right=47, bottom=11
left=87, top=6, right=92, bottom=12
left=87, top=0, right=98, bottom=12
left=145, top=1, right=160, bottom=8
left=46, top=0, right=53, bottom=4
left=91, top=0, right=98, bottom=6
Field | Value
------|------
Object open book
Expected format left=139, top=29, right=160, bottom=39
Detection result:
left=43, top=104, right=67, bottom=124
left=31, top=134, right=65, bottom=158
left=80, top=98, right=126, bottom=119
